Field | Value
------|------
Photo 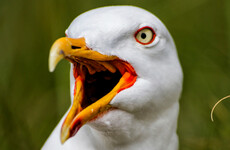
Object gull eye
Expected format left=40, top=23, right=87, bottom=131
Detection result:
left=135, top=27, right=156, bottom=45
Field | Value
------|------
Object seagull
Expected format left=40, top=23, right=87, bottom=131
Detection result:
left=42, top=5, right=183, bottom=150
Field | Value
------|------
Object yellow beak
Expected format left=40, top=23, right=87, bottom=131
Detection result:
left=49, top=37, right=137, bottom=144
left=49, top=37, right=117, bottom=72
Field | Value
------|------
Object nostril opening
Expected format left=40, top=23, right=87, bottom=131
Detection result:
left=71, top=45, right=81, bottom=49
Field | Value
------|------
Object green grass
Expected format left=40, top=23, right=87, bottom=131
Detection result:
left=1, top=0, right=230, bottom=149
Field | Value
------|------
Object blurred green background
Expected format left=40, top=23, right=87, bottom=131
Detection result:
left=1, top=0, right=230, bottom=149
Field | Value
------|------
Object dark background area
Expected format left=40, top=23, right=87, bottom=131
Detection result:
left=1, top=0, right=230, bottom=149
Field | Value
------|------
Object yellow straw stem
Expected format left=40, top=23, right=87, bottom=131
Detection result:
left=211, top=95, right=230, bottom=122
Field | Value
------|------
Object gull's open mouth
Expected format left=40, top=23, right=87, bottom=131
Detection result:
left=49, top=37, right=137, bottom=143
left=70, top=57, right=136, bottom=113
left=72, top=59, right=122, bottom=109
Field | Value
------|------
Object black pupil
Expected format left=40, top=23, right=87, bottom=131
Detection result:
left=141, top=33, right=146, bottom=39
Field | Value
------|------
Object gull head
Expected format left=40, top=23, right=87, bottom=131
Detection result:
left=49, top=6, right=183, bottom=144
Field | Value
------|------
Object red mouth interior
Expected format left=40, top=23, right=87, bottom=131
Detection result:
left=72, top=59, right=137, bottom=110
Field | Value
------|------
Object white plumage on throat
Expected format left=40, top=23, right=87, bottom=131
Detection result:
left=43, top=5, right=183, bottom=150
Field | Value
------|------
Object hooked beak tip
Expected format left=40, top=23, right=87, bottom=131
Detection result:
left=48, top=41, right=66, bottom=72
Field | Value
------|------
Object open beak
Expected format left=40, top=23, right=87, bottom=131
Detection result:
left=49, top=37, right=137, bottom=144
